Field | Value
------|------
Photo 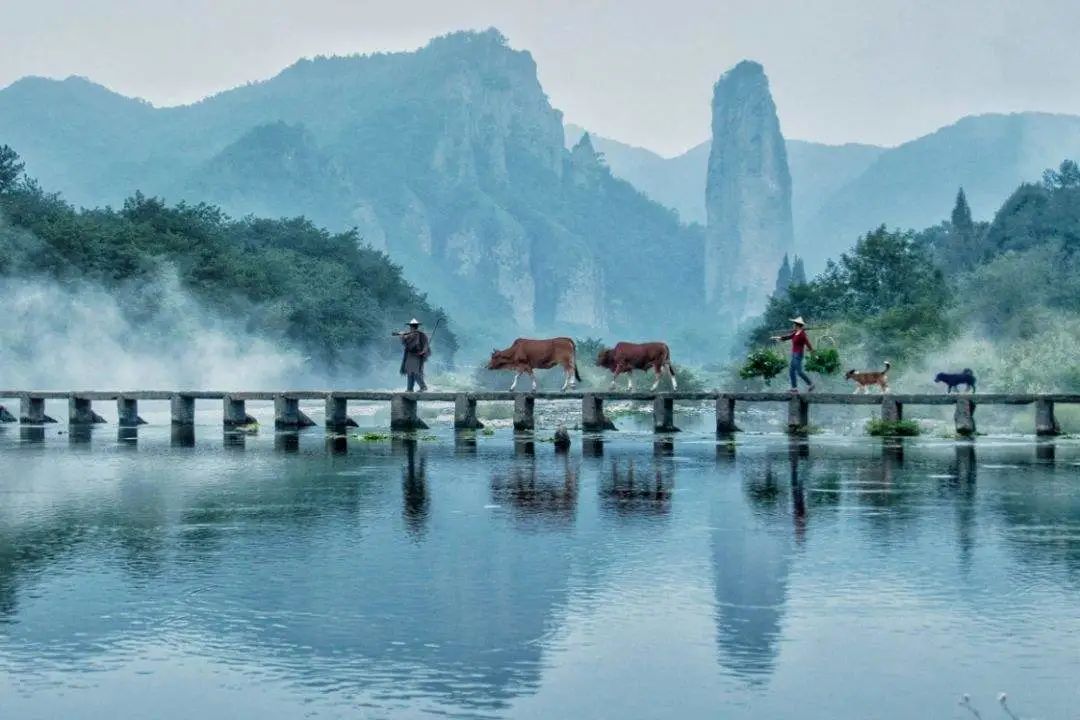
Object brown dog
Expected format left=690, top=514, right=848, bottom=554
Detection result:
left=845, top=361, right=891, bottom=393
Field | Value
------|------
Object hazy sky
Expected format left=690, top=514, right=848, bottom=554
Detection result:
left=2, top=0, right=1079, bottom=156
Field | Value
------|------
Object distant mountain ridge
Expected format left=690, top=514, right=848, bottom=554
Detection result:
left=569, top=112, right=1080, bottom=272
left=0, top=30, right=703, bottom=349
left=564, top=124, right=884, bottom=231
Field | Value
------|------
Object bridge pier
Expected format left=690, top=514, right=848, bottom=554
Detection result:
left=1035, top=399, right=1061, bottom=436
left=582, top=393, right=615, bottom=431
left=715, top=396, right=739, bottom=434
left=274, top=395, right=317, bottom=429
left=224, top=395, right=257, bottom=428
left=325, top=395, right=357, bottom=430
left=454, top=394, right=484, bottom=430
left=653, top=397, right=680, bottom=433
left=954, top=397, right=976, bottom=437
left=390, top=395, right=428, bottom=431
left=881, top=397, right=903, bottom=423
left=171, top=395, right=195, bottom=426
left=69, top=397, right=108, bottom=425
left=787, top=395, right=809, bottom=434
left=20, top=396, right=56, bottom=425
left=117, top=396, right=147, bottom=427
left=513, top=395, right=535, bottom=432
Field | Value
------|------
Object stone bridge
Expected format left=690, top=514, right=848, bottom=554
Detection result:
left=0, top=390, right=1075, bottom=437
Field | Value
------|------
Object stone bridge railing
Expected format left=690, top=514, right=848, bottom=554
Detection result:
left=0, top=390, right=1076, bottom=437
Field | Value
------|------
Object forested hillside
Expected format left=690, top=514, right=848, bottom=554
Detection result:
left=0, top=145, right=454, bottom=380
left=750, top=161, right=1080, bottom=393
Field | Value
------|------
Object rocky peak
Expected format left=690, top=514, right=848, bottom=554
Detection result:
left=704, top=60, right=794, bottom=322
left=569, top=132, right=605, bottom=185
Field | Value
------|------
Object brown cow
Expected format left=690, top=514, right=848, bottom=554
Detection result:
left=487, top=337, right=581, bottom=391
left=596, top=342, right=677, bottom=391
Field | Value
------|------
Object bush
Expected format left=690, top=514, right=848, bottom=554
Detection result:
left=865, top=418, right=920, bottom=436
left=739, top=348, right=788, bottom=386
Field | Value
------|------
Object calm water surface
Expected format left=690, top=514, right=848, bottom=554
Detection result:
left=1, top=417, right=1079, bottom=719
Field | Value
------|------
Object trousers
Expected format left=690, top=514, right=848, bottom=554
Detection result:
left=789, top=353, right=813, bottom=389
left=406, top=371, right=427, bottom=392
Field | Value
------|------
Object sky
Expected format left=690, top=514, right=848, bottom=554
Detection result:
left=2, top=0, right=1079, bottom=156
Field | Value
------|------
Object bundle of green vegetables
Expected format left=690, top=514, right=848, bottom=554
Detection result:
left=805, top=347, right=841, bottom=375
left=739, top=348, right=788, bottom=385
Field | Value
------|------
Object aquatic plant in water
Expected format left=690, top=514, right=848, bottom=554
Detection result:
left=866, top=418, right=920, bottom=436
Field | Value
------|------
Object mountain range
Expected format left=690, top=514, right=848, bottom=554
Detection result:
left=569, top=112, right=1080, bottom=271
left=0, top=30, right=702, bottom=351
left=5, top=28, right=1080, bottom=347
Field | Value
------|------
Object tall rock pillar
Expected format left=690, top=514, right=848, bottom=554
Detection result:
left=705, top=61, right=794, bottom=323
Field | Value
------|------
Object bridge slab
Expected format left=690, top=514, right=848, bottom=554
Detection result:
left=653, top=397, right=680, bottom=433
left=391, top=395, right=428, bottom=431
left=275, top=395, right=317, bottom=429
left=955, top=398, right=977, bottom=436
left=454, top=394, right=484, bottom=430
left=325, top=396, right=357, bottom=430
left=1035, top=399, right=1061, bottom=436
left=787, top=396, right=810, bottom=434
left=117, top=396, right=147, bottom=427
left=513, top=395, right=535, bottom=432
left=582, top=394, right=616, bottom=431
left=20, top=396, right=57, bottom=424
left=716, top=396, right=739, bottom=434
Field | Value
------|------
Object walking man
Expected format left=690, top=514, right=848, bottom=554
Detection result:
left=772, top=316, right=815, bottom=393
left=395, top=319, right=430, bottom=392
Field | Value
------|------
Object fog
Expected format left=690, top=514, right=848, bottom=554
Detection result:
left=0, top=272, right=307, bottom=390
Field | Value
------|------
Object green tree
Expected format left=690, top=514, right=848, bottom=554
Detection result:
left=749, top=226, right=950, bottom=359
left=0, top=145, right=24, bottom=193
left=791, top=255, right=807, bottom=285
left=773, top=253, right=792, bottom=297
left=1041, top=159, right=1080, bottom=190
left=951, top=187, right=973, bottom=237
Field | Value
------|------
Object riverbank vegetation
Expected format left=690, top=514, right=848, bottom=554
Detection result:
left=749, top=160, right=1080, bottom=394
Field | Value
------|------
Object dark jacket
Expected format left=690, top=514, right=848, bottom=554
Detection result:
left=399, top=330, right=430, bottom=375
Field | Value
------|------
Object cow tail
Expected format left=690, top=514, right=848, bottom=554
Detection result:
left=665, top=346, right=676, bottom=376
left=572, top=339, right=582, bottom=382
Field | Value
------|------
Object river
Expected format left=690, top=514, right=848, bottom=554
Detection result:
left=1, top=416, right=1078, bottom=719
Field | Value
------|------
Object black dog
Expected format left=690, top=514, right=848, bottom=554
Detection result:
left=934, top=368, right=976, bottom=393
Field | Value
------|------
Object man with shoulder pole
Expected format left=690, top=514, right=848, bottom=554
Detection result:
left=393, top=318, right=431, bottom=392
left=772, top=316, right=815, bottom=393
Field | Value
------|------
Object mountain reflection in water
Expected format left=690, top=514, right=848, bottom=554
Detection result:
left=0, top=426, right=1078, bottom=720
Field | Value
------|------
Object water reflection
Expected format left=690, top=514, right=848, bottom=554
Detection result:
left=19, top=426, right=45, bottom=443
left=712, top=445, right=798, bottom=682
left=599, top=456, right=674, bottom=518
left=491, top=452, right=578, bottom=526
left=454, top=429, right=478, bottom=454
left=1, top=432, right=1080, bottom=719
left=401, top=439, right=429, bottom=539
left=274, top=431, right=300, bottom=453
left=170, top=425, right=195, bottom=447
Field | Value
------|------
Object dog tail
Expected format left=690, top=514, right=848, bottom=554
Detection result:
left=883, top=360, right=891, bottom=374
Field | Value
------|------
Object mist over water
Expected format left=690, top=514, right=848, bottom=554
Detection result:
left=0, top=274, right=307, bottom=389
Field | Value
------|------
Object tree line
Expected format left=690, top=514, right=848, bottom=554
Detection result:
left=751, top=160, right=1080, bottom=390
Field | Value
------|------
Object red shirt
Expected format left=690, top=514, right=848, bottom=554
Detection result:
left=784, top=328, right=812, bottom=354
